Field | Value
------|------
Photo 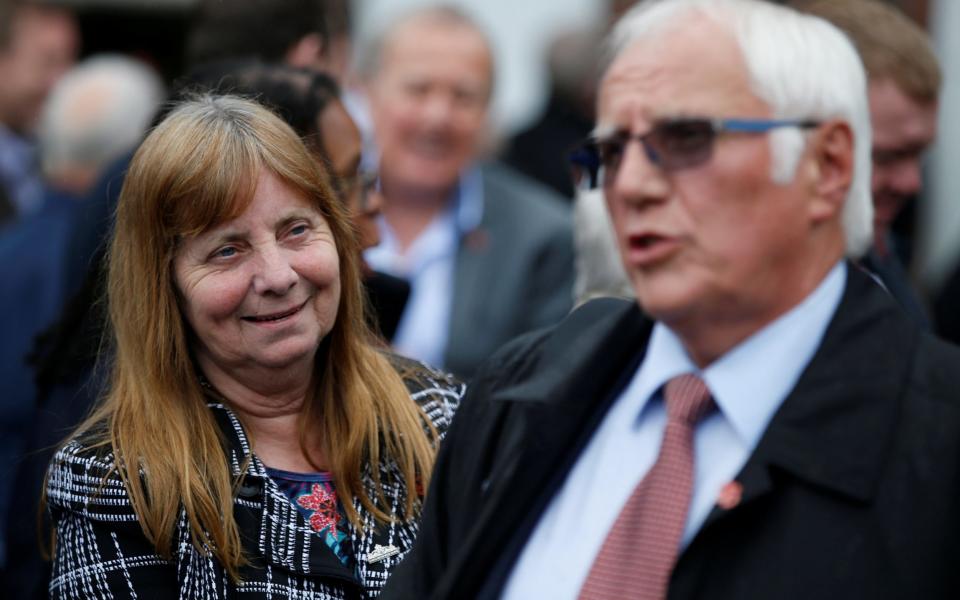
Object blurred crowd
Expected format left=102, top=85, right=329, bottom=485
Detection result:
left=0, top=0, right=958, bottom=597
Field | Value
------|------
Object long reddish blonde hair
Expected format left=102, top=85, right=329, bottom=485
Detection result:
left=68, top=95, right=437, bottom=577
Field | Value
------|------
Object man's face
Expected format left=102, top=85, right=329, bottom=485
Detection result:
left=0, top=6, right=78, bottom=133
left=368, top=18, right=491, bottom=196
left=868, top=77, right=938, bottom=242
left=599, top=19, right=827, bottom=340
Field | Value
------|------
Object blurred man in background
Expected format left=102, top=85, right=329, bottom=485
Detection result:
left=362, top=6, right=574, bottom=378
left=186, top=0, right=336, bottom=75
left=798, top=0, right=941, bottom=328
left=0, top=0, right=78, bottom=225
left=502, top=27, right=600, bottom=200
left=0, top=54, right=163, bottom=576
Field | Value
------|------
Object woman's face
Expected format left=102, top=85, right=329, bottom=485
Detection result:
left=173, top=168, right=341, bottom=378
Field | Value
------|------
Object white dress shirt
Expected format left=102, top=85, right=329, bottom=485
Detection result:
left=364, top=168, right=484, bottom=369
left=502, top=261, right=847, bottom=600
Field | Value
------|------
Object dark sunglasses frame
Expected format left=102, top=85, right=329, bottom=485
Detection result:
left=569, top=117, right=820, bottom=189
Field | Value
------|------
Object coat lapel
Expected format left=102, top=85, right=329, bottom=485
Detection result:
left=694, top=264, right=918, bottom=537
left=440, top=298, right=653, bottom=596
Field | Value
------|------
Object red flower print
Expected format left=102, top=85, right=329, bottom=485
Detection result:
left=297, top=483, right=340, bottom=535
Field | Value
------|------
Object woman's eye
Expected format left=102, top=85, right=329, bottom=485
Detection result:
left=289, top=224, right=308, bottom=236
left=214, top=246, right=237, bottom=259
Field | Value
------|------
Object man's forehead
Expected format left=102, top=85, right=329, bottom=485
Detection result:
left=383, top=16, right=490, bottom=64
left=379, top=17, right=492, bottom=85
left=868, top=77, right=938, bottom=152
left=598, top=20, right=759, bottom=127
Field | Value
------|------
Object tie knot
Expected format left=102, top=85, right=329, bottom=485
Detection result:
left=663, top=374, right=714, bottom=424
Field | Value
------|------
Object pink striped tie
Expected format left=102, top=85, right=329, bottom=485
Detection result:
left=579, top=374, right=715, bottom=600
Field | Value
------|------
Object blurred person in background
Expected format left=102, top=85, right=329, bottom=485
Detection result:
left=0, top=0, right=78, bottom=225
left=186, top=0, right=338, bottom=76
left=502, top=26, right=600, bottom=200
left=44, top=95, right=462, bottom=598
left=797, top=0, right=941, bottom=328
left=0, top=54, right=162, bottom=576
left=362, top=6, right=574, bottom=378
left=0, top=0, right=12, bottom=46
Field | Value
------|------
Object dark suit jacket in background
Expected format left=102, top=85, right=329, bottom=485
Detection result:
left=383, top=264, right=960, bottom=599
left=443, top=163, right=574, bottom=379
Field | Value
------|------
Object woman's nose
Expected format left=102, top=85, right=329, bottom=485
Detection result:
left=251, top=245, right=298, bottom=295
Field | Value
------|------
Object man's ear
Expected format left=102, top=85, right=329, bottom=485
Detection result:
left=807, top=119, right=854, bottom=223
left=285, top=33, right=326, bottom=69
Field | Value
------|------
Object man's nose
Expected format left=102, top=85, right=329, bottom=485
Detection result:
left=420, top=93, right=456, bottom=126
left=251, top=245, right=298, bottom=295
left=609, top=140, right=671, bottom=206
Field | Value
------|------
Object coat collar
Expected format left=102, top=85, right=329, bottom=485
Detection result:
left=438, top=298, right=651, bottom=597
left=493, top=296, right=650, bottom=406
left=716, top=264, right=918, bottom=508
left=494, top=264, right=915, bottom=507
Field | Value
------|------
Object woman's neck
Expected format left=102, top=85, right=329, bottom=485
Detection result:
left=201, top=364, right=326, bottom=472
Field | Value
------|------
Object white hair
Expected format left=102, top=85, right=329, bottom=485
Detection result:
left=574, top=187, right=634, bottom=305
left=606, top=0, right=874, bottom=258
left=38, top=54, right=164, bottom=184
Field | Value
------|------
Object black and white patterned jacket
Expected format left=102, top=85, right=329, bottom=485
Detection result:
left=45, top=361, right=464, bottom=599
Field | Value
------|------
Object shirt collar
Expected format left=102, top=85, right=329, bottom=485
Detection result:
left=366, top=166, right=485, bottom=271
left=634, top=261, right=847, bottom=447
left=455, top=165, right=484, bottom=234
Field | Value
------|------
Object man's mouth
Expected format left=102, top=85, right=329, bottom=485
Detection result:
left=626, top=232, right=680, bottom=266
left=409, top=136, right=451, bottom=159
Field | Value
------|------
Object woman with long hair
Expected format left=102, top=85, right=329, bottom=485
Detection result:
left=44, top=94, right=463, bottom=598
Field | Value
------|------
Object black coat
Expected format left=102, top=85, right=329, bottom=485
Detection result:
left=383, top=264, right=960, bottom=599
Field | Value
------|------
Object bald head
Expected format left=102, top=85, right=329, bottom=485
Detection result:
left=39, top=55, right=164, bottom=195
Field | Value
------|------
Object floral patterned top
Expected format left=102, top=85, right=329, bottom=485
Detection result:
left=266, top=468, right=353, bottom=568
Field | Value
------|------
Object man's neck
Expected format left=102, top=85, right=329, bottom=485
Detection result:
left=670, top=255, right=843, bottom=369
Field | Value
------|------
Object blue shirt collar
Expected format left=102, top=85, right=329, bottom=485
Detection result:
left=453, top=165, right=484, bottom=234
left=634, top=261, right=847, bottom=447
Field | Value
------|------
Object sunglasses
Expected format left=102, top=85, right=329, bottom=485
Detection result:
left=569, top=117, right=820, bottom=189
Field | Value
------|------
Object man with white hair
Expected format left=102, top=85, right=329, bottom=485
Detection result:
left=381, top=1, right=960, bottom=598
